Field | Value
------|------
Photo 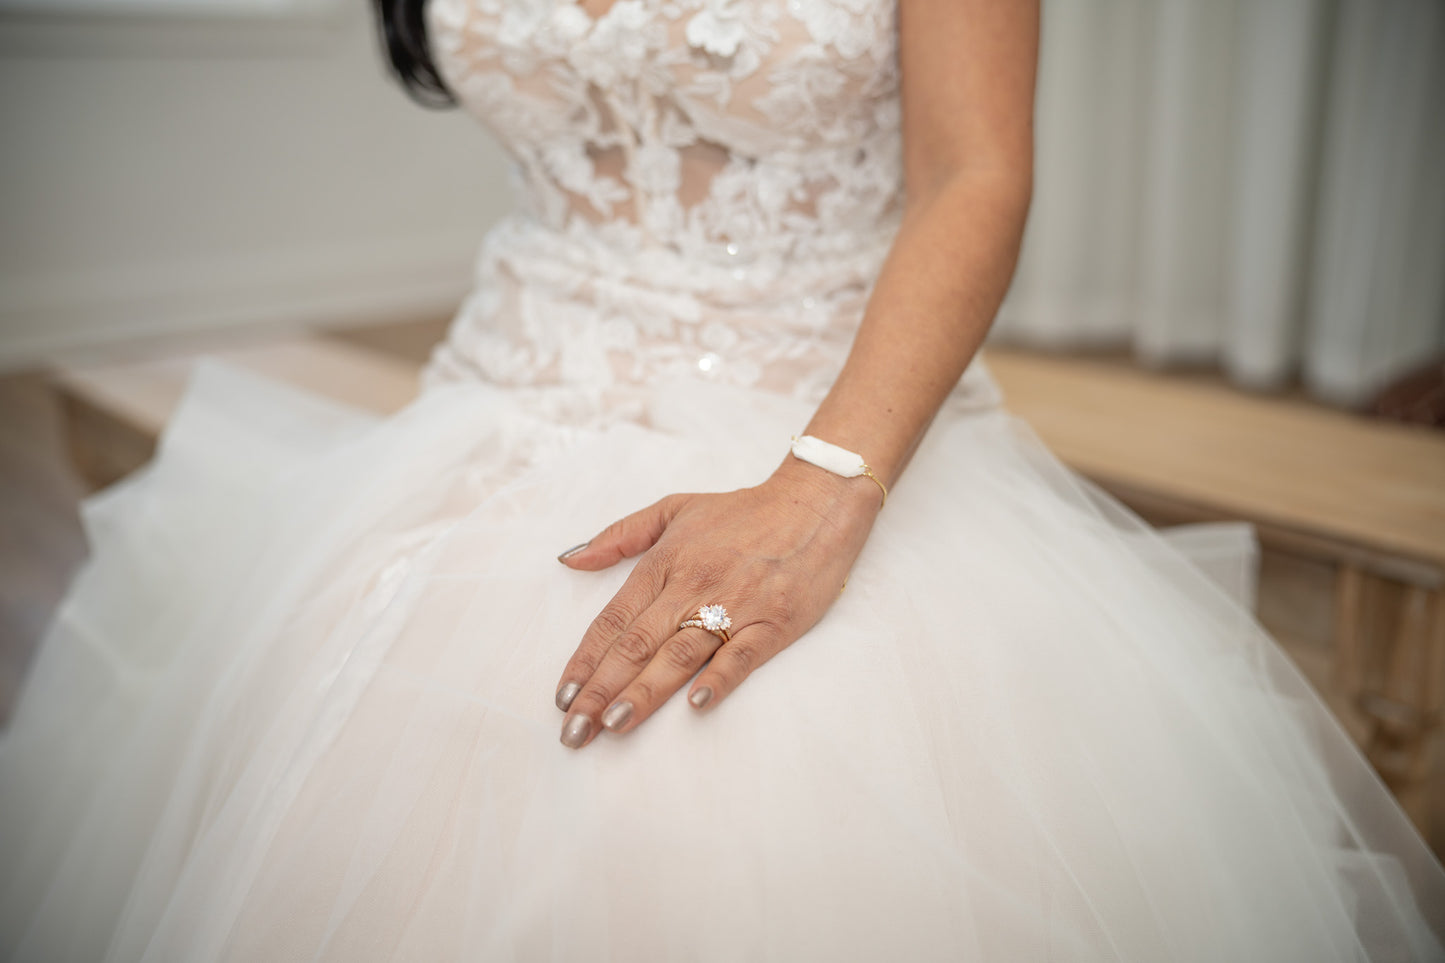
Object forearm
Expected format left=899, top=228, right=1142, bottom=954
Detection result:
left=787, top=167, right=1032, bottom=491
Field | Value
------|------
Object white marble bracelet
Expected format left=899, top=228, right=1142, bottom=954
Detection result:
left=790, top=435, right=888, bottom=505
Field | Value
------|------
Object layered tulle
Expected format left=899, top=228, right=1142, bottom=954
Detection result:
left=2, top=362, right=1441, bottom=961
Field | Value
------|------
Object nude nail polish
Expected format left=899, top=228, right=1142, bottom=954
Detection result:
left=601, top=701, right=633, bottom=731
left=689, top=686, right=713, bottom=709
left=561, top=714, right=593, bottom=749
left=555, top=682, right=580, bottom=711
left=556, top=542, right=589, bottom=563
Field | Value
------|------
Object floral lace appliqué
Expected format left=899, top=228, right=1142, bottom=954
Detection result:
left=423, top=0, right=904, bottom=405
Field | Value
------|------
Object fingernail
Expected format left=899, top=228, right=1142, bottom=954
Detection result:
left=689, top=686, right=713, bottom=710
left=555, top=682, right=580, bottom=711
left=601, top=700, right=633, bottom=731
left=560, top=714, right=593, bottom=749
left=556, top=542, right=589, bottom=563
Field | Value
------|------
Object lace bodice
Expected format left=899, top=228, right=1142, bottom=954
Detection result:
left=422, top=0, right=997, bottom=412
left=428, top=0, right=901, bottom=257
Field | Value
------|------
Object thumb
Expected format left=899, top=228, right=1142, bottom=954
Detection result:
left=557, top=494, right=688, bottom=571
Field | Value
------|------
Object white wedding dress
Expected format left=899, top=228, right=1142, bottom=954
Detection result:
left=3, top=0, right=1443, bottom=959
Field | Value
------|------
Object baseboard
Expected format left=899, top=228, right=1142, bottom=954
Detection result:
left=0, top=231, right=479, bottom=370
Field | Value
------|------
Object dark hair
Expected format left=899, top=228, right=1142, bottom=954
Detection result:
left=372, top=0, right=455, bottom=107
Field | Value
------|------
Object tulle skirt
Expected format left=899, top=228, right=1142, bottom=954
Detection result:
left=2, top=361, right=1442, bottom=961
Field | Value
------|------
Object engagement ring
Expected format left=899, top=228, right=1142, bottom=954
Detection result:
left=680, top=604, right=732, bottom=643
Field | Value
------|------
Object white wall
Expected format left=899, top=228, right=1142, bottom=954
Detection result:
left=0, top=1, right=511, bottom=368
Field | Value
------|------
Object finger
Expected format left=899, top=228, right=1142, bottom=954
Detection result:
left=557, top=495, right=687, bottom=571
left=553, top=560, right=667, bottom=712
left=559, top=593, right=695, bottom=749
left=687, top=622, right=789, bottom=712
left=597, top=626, right=726, bottom=734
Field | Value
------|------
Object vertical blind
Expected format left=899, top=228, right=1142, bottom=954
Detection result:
left=994, top=0, right=1445, bottom=408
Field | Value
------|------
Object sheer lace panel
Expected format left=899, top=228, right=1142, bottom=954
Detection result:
left=423, top=0, right=909, bottom=403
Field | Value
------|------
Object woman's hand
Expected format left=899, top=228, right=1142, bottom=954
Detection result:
left=553, top=459, right=882, bottom=748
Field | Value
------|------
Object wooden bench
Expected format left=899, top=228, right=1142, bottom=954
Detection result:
left=51, top=333, right=1445, bottom=847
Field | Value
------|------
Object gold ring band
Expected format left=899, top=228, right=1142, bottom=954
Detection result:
left=679, top=619, right=730, bottom=643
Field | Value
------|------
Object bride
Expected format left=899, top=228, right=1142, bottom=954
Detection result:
left=3, top=0, right=1443, bottom=958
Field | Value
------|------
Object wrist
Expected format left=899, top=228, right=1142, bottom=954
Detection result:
left=767, top=452, right=886, bottom=521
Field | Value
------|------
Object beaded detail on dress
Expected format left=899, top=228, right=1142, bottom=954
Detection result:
left=422, top=0, right=908, bottom=400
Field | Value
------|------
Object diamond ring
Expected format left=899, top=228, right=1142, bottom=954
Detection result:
left=679, top=604, right=732, bottom=643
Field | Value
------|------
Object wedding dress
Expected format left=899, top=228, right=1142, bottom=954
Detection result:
left=3, top=0, right=1443, bottom=959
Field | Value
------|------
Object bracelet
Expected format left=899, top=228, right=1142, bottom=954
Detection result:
left=789, top=435, right=888, bottom=506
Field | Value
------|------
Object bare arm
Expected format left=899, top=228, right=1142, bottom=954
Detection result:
left=795, top=0, right=1038, bottom=490
left=554, top=0, right=1040, bottom=747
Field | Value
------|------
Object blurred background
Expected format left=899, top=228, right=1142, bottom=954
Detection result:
left=0, top=0, right=505, bottom=367
left=0, top=0, right=1443, bottom=844
left=999, top=0, right=1444, bottom=408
